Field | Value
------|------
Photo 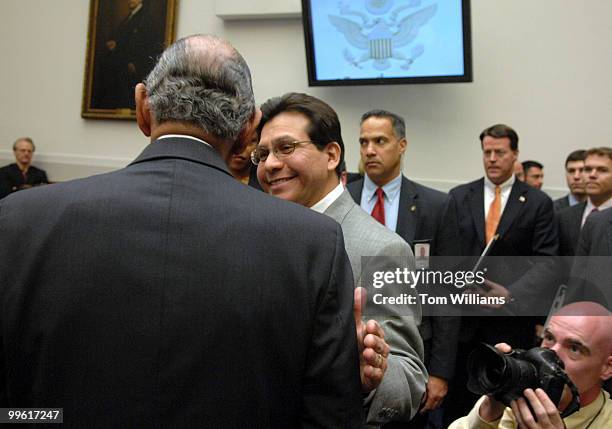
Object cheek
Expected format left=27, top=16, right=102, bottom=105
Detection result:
left=256, top=166, right=268, bottom=191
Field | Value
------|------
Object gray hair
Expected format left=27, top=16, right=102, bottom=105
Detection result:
left=144, top=34, right=256, bottom=141
left=360, top=109, right=406, bottom=140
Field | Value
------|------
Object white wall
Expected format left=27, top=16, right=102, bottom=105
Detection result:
left=1, top=0, right=611, bottom=196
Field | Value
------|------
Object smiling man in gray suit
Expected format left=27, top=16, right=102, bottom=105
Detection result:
left=254, top=92, right=426, bottom=427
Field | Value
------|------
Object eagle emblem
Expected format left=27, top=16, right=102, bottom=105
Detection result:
left=329, top=1, right=438, bottom=71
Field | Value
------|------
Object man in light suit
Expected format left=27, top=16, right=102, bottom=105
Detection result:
left=0, top=35, right=363, bottom=427
left=443, top=124, right=559, bottom=424
left=254, top=92, right=426, bottom=427
left=347, top=110, right=460, bottom=427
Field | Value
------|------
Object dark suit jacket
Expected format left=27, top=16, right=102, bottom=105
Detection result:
left=568, top=207, right=612, bottom=308
left=448, top=178, right=559, bottom=315
left=348, top=176, right=460, bottom=382
left=0, top=137, right=363, bottom=428
left=553, top=195, right=570, bottom=211
left=0, top=163, right=48, bottom=199
left=557, top=202, right=586, bottom=256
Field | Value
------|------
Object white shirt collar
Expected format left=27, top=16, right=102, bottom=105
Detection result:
left=311, top=183, right=345, bottom=214
left=156, top=134, right=212, bottom=148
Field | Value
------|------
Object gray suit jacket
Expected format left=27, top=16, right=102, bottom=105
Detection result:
left=325, top=191, right=427, bottom=426
left=348, top=176, right=460, bottom=382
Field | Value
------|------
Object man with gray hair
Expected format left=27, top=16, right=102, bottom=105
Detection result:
left=0, top=35, right=363, bottom=427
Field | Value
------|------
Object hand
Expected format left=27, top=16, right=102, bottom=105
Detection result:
left=464, top=279, right=511, bottom=309
left=354, top=287, right=389, bottom=392
left=510, top=388, right=564, bottom=428
left=106, top=40, right=116, bottom=51
left=478, top=343, right=512, bottom=422
left=419, top=375, right=448, bottom=413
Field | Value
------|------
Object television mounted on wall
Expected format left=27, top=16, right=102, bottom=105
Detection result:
left=301, top=0, right=472, bottom=86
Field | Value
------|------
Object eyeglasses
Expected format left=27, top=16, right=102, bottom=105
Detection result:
left=251, top=140, right=315, bottom=165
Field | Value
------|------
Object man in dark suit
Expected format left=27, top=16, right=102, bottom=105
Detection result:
left=553, top=150, right=586, bottom=211
left=443, top=124, right=559, bottom=424
left=100, top=0, right=165, bottom=109
left=568, top=208, right=612, bottom=309
left=0, top=137, right=48, bottom=199
left=558, top=147, right=612, bottom=258
left=0, top=35, right=363, bottom=427
left=347, top=110, right=460, bottom=427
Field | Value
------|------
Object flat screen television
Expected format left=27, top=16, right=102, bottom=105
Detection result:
left=301, top=0, right=472, bottom=86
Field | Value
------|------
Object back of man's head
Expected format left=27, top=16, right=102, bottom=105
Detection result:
left=258, top=92, right=345, bottom=177
left=143, top=34, right=256, bottom=142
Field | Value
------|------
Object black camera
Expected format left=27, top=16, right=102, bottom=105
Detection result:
left=466, top=343, right=580, bottom=418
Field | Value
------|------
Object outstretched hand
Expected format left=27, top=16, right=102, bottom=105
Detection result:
left=354, top=287, right=390, bottom=392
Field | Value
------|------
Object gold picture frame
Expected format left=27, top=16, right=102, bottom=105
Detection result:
left=81, top=0, right=177, bottom=120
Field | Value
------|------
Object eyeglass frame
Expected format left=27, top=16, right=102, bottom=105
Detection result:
left=250, top=140, right=318, bottom=165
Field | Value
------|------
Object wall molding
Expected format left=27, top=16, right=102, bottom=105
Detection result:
left=0, top=150, right=567, bottom=198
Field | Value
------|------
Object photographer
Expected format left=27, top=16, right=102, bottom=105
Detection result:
left=450, top=302, right=611, bottom=428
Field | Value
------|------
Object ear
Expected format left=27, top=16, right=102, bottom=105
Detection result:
left=399, top=137, right=408, bottom=155
left=601, top=355, right=612, bottom=381
left=232, top=108, right=262, bottom=155
left=324, top=141, right=341, bottom=172
left=135, top=83, right=151, bottom=137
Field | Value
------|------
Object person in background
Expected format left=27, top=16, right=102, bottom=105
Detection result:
left=347, top=109, right=460, bottom=429
left=513, top=160, right=524, bottom=181
left=553, top=150, right=586, bottom=211
left=228, top=132, right=260, bottom=189
left=444, top=124, right=558, bottom=425
left=522, top=160, right=544, bottom=190
left=0, top=137, right=48, bottom=199
left=449, top=301, right=612, bottom=429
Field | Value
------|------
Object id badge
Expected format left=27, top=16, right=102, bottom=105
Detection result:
left=413, top=240, right=431, bottom=270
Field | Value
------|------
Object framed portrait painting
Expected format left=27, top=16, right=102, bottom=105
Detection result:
left=81, top=0, right=177, bottom=120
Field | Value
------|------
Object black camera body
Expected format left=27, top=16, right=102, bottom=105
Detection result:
left=467, top=343, right=580, bottom=417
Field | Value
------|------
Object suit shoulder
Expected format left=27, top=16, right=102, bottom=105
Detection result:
left=408, top=179, right=448, bottom=202
left=345, top=203, right=410, bottom=252
left=449, top=178, right=481, bottom=196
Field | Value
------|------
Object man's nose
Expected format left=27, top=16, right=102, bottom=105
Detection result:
left=363, top=142, right=376, bottom=156
left=264, top=150, right=284, bottom=171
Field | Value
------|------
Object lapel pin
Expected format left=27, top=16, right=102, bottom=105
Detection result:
left=519, top=196, right=526, bottom=203
left=410, top=205, right=416, bottom=212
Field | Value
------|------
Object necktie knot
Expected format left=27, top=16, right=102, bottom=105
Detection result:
left=376, top=187, right=385, bottom=199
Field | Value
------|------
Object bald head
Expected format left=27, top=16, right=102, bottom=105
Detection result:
left=553, top=301, right=612, bottom=355
left=143, top=34, right=256, bottom=142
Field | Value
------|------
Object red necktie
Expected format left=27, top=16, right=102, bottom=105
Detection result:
left=371, top=188, right=386, bottom=225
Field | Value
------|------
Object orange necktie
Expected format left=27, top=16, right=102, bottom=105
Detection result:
left=371, top=188, right=386, bottom=225
left=485, top=186, right=501, bottom=244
